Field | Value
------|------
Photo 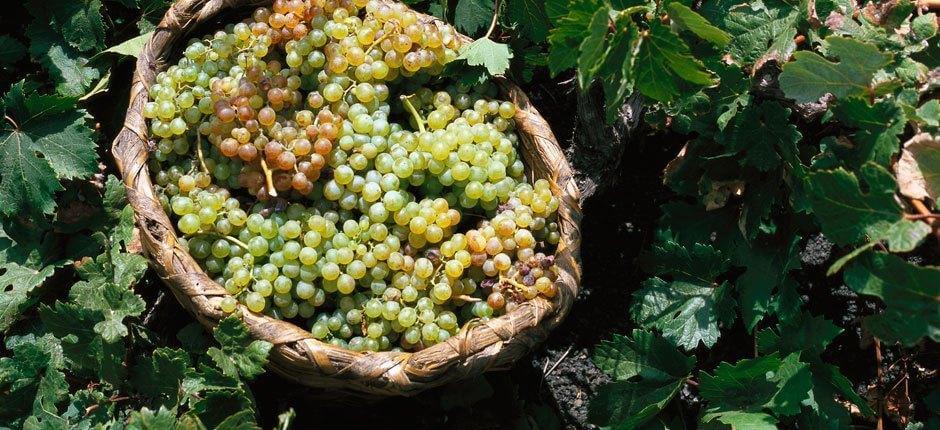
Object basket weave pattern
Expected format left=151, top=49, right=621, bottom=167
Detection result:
left=112, top=0, right=582, bottom=396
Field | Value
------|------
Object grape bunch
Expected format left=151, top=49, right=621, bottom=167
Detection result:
left=148, top=0, right=562, bottom=352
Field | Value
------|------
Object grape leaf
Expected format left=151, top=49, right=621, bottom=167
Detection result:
left=0, top=334, right=67, bottom=426
left=634, top=21, right=715, bottom=102
left=126, top=406, right=179, bottom=430
left=505, top=0, right=550, bottom=42
left=207, top=316, right=272, bottom=380
left=631, top=279, right=725, bottom=350
left=735, top=237, right=801, bottom=332
left=756, top=312, right=843, bottom=357
left=593, top=329, right=694, bottom=382
left=0, top=35, right=26, bottom=66
left=807, top=163, right=927, bottom=251
left=590, top=330, right=692, bottom=429
left=666, top=3, right=730, bottom=47
left=641, top=230, right=729, bottom=284
left=896, top=133, right=940, bottom=201
left=546, top=0, right=598, bottom=75
left=131, top=348, right=190, bottom=407
left=830, top=98, right=905, bottom=169
left=589, top=379, right=685, bottom=429
left=28, top=0, right=107, bottom=52
left=99, top=31, right=153, bottom=58
left=779, top=36, right=892, bottom=103
left=39, top=302, right=127, bottom=385
left=0, top=81, right=98, bottom=218
left=700, top=352, right=812, bottom=417
left=577, top=7, right=611, bottom=89
left=26, top=22, right=100, bottom=97
left=701, top=0, right=798, bottom=64
left=702, top=411, right=777, bottom=430
left=844, top=253, right=940, bottom=345
left=456, top=38, right=513, bottom=75
left=0, top=262, right=56, bottom=333
left=727, top=101, right=802, bottom=172
left=454, top=0, right=492, bottom=36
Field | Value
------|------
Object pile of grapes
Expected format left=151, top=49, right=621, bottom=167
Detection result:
left=146, top=0, right=561, bottom=352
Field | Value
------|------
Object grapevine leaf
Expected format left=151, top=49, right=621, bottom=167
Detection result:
left=505, top=0, right=551, bottom=42
left=756, top=312, right=843, bottom=357
left=766, top=353, right=814, bottom=416
left=0, top=334, right=66, bottom=425
left=701, top=0, right=798, bottom=64
left=727, top=101, right=802, bottom=172
left=454, top=0, right=492, bottom=36
left=456, top=38, right=513, bottom=76
left=811, top=361, right=876, bottom=418
left=735, top=237, right=801, bottom=332
left=631, top=279, right=724, bottom=350
left=126, top=406, right=179, bottom=430
left=702, top=411, right=778, bottom=430
left=596, top=23, right=640, bottom=122
left=546, top=0, right=598, bottom=75
left=666, top=3, right=730, bottom=47
left=576, top=7, right=611, bottom=88
left=26, top=22, right=100, bottom=97
left=29, top=0, right=107, bottom=52
left=844, top=253, right=940, bottom=345
left=0, top=263, right=56, bottom=333
left=0, top=81, right=98, bottom=218
left=829, top=98, right=905, bottom=168
left=131, top=348, right=190, bottom=407
left=897, top=133, right=940, bottom=201
left=207, top=316, right=272, bottom=380
left=0, top=35, right=26, bottom=66
left=38, top=302, right=127, bottom=385
left=700, top=354, right=783, bottom=411
left=914, top=100, right=939, bottom=128
left=588, top=379, right=684, bottom=429
left=634, top=21, right=715, bottom=102
left=807, top=163, right=924, bottom=251
left=593, top=329, right=694, bottom=382
left=779, top=36, right=892, bottom=103
left=641, top=230, right=730, bottom=283
left=700, top=352, right=812, bottom=416
left=99, top=31, right=153, bottom=58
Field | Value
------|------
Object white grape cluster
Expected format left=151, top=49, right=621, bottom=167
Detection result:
left=149, top=0, right=562, bottom=352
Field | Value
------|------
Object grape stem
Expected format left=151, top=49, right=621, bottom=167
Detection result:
left=483, top=0, right=502, bottom=39
left=400, top=95, right=425, bottom=133
left=195, top=132, right=209, bottom=174
left=260, top=158, right=278, bottom=197
left=189, top=231, right=251, bottom=252
left=364, top=29, right=395, bottom=57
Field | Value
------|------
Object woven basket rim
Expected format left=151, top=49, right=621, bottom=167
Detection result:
left=112, top=0, right=583, bottom=396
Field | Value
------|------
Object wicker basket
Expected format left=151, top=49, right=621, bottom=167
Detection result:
left=112, top=0, right=582, bottom=396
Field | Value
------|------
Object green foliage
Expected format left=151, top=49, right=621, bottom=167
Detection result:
left=569, top=1, right=939, bottom=428
left=779, top=36, right=893, bottom=104
left=454, top=0, right=493, bottom=35
left=0, top=81, right=98, bottom=218
left=457, top=38, right=513, bottom=76
left=590, top=330, right=693, bottom=429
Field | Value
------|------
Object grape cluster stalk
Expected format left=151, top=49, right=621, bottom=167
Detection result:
left=148, top=0, right=562, bottom=352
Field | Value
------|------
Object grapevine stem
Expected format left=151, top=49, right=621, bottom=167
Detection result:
left=196, top=133, right=209, bottom=174
left=365, top=29, right=395, bottom=57
left=400, top=95, right=425, bottom=133
left=189, top=231, right=251, bottom=252
left=483, top=0, right=502, bottom=39
left=3, top=114, right=19, bottom=130
left=260, top=158, right=278, bottom=197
